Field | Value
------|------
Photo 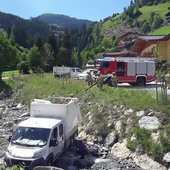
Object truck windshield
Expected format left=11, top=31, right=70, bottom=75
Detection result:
left=11, top=127, right=50, bottom=147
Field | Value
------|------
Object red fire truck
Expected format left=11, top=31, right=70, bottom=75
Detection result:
left=97, top=57, right=156, bottom=86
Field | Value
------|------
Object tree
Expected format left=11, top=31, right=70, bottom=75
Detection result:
left=0, top=32, right=19, bottom=79
left=62, top=29, right=72, bottom=66
left=28, top=46, right=43, bottom=72
left=47, top=33, right=58, bottom=65
left=43, top=43, right=54, bottom=71
left=151, top=14, right=164, bottom=30
left=17, top=52, right=30, bottom=74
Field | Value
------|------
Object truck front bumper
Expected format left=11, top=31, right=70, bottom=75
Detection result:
left=4, top=153, right=45, bottom=170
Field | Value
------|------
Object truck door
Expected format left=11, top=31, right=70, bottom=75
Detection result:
left=49, top=125, right=64, bottom=160
left=116, top=62, right=125, bottom=77
left=70, top=68, right=81, bottom=78
left=101, top=61, right=110, bottom=74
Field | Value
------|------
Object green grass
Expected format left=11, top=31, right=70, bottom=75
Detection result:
left=139, top=2, right=170, bottom=21
left=7, top=73, right=161, bottom=110
left=151, top=26, right=170, bottom=35
left=102, top=14, right=122, bottom=32
left=2, top=70, right=20, bottom=78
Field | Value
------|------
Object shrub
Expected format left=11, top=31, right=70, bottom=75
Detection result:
left=127, top=127, right=163, bottom=160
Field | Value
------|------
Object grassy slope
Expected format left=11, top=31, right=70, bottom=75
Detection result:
left=100, top=2, right=169, bottom=36
left=151, top=25, right=170, bottom=35
left=6, top=73, right=160, bottom=110
left=139, top=2, right=170, bottom=21
left=101, top=14, right=122, bottom=33
left=2, top=70, right=20, bottom=78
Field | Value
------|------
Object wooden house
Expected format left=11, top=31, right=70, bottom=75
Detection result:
left=131, top=35, right=170, bottom=62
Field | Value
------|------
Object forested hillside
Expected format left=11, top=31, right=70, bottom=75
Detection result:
left=0, top=0, right=169, bottom=80
left=0, top=12, right=50, bottom=48
left=37, top=13, right=92, bottom=30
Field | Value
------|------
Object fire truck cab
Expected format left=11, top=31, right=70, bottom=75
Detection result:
left=97, top=57, right=156, bottom=86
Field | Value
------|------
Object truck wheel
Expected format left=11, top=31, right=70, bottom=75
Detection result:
left=137, top=77, right=146, bottom=86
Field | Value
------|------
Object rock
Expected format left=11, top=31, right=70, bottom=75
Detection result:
left=125, top=117, right=133, bottom=133
left=124, top=108, right=134, bottom=115
left=78, top=130, right=87, bottom=140
left=94, top=158, right=110, bottom=163
left=0, top=157, right=4, bottom=164
left=132, top=153, right=167, bottom=170
left=104, top=131, right=118, bottom=147
left=136, top=110, right=145, bottom=117
left=151, top=131, right=160, bottom=144
left=148, top=111, right=155, bottom=116
left=130, top=134, right=137, bottom=142
left=138, top=116, right=160, bottom=130
left=16, top=103, right=23, bottom=109
left=111, top=139, right=131, bottom=159
left=115, top=120, right=122, bottom=134
left=163, top=152, right=170, bottom=163
left=20, top=112, right=30, bottom=117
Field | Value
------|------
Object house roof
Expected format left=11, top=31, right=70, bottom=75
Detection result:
left=105, top=49, right=130, bottom=57
left=138, top=35, right=165, bottom=41
left=131, top=35, right=170, bottom=55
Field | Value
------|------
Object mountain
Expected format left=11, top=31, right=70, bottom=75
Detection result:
left=0, top=11, right=50, bottom=47
left=36, top=13, right=93, bottom=30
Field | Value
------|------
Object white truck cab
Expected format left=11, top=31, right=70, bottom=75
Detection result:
left=5, top=97, right=82, bottom=170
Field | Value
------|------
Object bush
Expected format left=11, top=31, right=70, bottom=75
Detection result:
left=127, top=127, right=163, bottom=160
left=91, top=106, right=111, bottom=138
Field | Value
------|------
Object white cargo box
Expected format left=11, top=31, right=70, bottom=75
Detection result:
left=53, top=66, right=71, bottom=76
left=30, top=97, right=82, bottom=139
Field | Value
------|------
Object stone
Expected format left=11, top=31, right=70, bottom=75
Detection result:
left=20, top=112, right=30, bottom=117
left=136, top=110, right=145, bottom=117
left=163, top=152, right=170, bottom=163
left=16, top=103, right=23, bottom=109
left=130, top=134, right=137, bottom=142
left=151, top=131, right=160, bottom=144
left=124, top=108, right=134, bottom=115
left=104, top=131, right=118, bottom=147
left=115, top=120, right=122, bottom=134
left=125, top=117, right=133, bottom=133
left=138, top=116, right=160, bottom=130
left=132, top=153, right=166, bottom=170
left=78, top=130, right=87, bottom=140
left=111, top=139, right=131, bottom=159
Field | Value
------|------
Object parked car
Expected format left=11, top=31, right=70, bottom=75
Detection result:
left=78, top=69, right=98, bottom=80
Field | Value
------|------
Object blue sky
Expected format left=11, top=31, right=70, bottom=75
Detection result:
left=0, top=0, right=132, bottom=21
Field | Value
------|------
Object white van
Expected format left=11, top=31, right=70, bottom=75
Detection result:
left=5, top=97, right=82, bottom=170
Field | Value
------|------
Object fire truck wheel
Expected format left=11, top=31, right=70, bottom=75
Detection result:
left=137, top=77, right=146, bottom=86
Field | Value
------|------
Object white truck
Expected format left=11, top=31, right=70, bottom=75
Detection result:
left=53, top=66, right=82, bottom=78
left=5, top=97, right=82, bottom=170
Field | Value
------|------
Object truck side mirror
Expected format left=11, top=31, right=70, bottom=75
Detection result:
left=50, top=139, right=58, bottom=147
